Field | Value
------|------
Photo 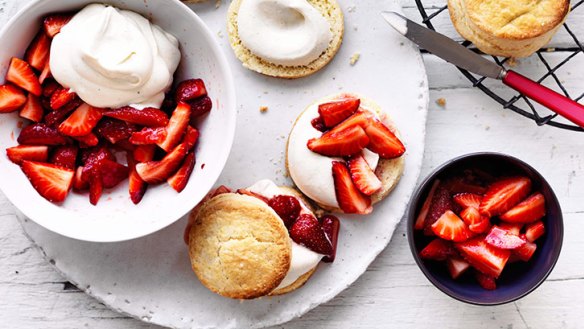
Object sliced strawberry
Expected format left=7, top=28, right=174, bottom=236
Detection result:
left=50, top=145, right=78, bottom=170
left=525, top=221, right=545, bottom=242
left=58, top=103, right=103, bottom=137
left=475, top=271, right=497, bottom=290
left=136, top=143, right=188, bottom=184
left=0, top=84, right=27, bottom=113
left=43, top=14, right=73, bottom=38
left=333, top=110, right=374, bottom=132
left=175, top=79, right=207, bottom=102
left=87, top=170, right=103, bottom=205
left=321, top=215, right=340, bottom=263
left=129, top=127, right=167, bottom=145
left=18, top=123, right=69, bottom=145
left=289, top=214, right=332, bottom=255
left=364, top=119, right=405, bottom=159
left=308, top=125, right=369, bottom=157
left=6, top=58, right=41, bottom=96
left=50, top=87, right=76, bottom=110
left=499, top=222, right=523, bottom=236
left=183, top=126, right=200, bottom=150
left=167, top=152, right=196, bottom=193
left=347, top=154, right=382, bottom=196
left=25, top=32, right=50, bottom=71
left=100, top=159, right=129, bottom=189
left=332, top=161, right=372, bottom=214
left=103, top=106, right=169, bottom=127
left=19, top=93, right=44, bottom=122
left=455, top=236, right=510, bottom=278
left=447, top=257, right=471, bottom=279
left=311, top=116, right=327, bottom=132
left=95, top=118, right=138, bottom=144
left=468, top=217, right=491, bottom=234
left=460, top=207, right=484, bottom=226
left=44, top=98, right=82, bottom=127
left=72, top=133, right=99, bottom=147
left=42, top=80, right=60, bottom=97
left=479, top=177, right=532, bottom=217
left=423, top=186, right=454, bottom=235
left=267, top=195, right=301, bottom=228
left=485, top=226, right=526, bottom=249
left=431, top=210, right=474, bottom=242
left=6, top=145, right=49, bottom=165
left=80, top=145, right=115, bottom=165
left=513, top=236, right=537, bottom=262
left=127, top=153, right=147, bottom=204
left=453, top=193, right=483, bottom=209
left=500, top=193, right=546, bottom=224
left=415, top=179, right=441, bottom=230
left=318, top=98, right=360, bottom=127
left=72, top=166, right=88, bottom=190
left=158, top=102, right=191, bottom=152
left=133, top=145, right=156, bottom=163
left=21, top=160, right=74, bottom=202
left=38, top=58, right=52, bottom=84
left=419, top=238, right=456, bottom=261
left=188, top=96, right=213, bottom=124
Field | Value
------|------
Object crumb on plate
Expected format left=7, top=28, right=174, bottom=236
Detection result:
left=350, top=53, right=360, bottom=66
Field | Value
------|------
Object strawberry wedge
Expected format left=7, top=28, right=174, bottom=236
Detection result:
left=6, top=58, right=41, bottom=96
left=58, top=103, right=103, bottom=137
left=158, top=102, right=191, bottom=152
left=0, top=84, right=27, bottom=113
left=332, top=161, right=372, bottom=214
left=455, top=236, right=511, bottom=278
left=479, top=177, right=531, bottom=217
left=318, top=98, right=360, bottom=127
left=6, top=145, right=49, bottom=165
left=136, top=143, right=188, bottom=184
left=364, top=119, right=405, bottom=159
left=500, top=193, right=546, bottom=224
left=347, top=154, right=382, bottom=196
left=308, top=125, right=370, bottom=157
left=21, top=161, right=74, bottom=203
left=431, top=210, right=474, bottom=242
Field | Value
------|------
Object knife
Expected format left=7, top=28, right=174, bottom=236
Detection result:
left=381, top=11, right=584, bottom=128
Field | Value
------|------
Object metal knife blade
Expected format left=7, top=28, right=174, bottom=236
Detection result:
left=381, top=11, right=504, bottom=79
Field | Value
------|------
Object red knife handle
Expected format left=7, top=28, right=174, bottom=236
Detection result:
left=502, top=70, right=584, bottom=128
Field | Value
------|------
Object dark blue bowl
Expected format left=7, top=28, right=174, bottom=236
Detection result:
left=407, top=152, right=563, bottom=305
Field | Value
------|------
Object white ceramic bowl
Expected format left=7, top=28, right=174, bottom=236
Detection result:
left=0, top=0, right=236, bottom=242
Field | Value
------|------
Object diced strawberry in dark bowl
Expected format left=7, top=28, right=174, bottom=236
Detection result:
left=407, top=153, right=563, bottom=305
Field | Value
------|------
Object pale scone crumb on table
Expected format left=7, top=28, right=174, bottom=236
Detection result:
left=350, top=53, right=360, bottom=66
left=436, top=98, right=446, bottom=107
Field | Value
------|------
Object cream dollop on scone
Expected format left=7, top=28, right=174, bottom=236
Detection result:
left=50, top=4, right=181, bottom=109
left=227, top=0, right=344, bottom=78
left=287, top=94, right=406, bottom=214
left=187, top=180, right=340, bottom=299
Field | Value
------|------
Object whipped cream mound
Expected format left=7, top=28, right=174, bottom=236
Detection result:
left=50, top=4, right=181, bottom=109
left=237, top=0, right=333, bottom=67
left=246, top=179, right=324, bottom=290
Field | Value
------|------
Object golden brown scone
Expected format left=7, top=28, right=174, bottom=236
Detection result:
left=286, top=93, right=405, bottom=213
left=188, top=193, right=291, bottom=299
left=227, top=0, right=344, bottom=78
left=448, top=0, right=570, bottom=58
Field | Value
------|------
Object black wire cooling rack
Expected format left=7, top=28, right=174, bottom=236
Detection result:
left=415, top=0, right=584, bottom=132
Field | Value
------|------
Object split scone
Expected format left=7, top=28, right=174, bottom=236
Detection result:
left=448, top=0, right=570, bottom=58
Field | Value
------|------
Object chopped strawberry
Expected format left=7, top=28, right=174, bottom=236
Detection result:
left=42, top=80, right=60, bottom=97
left=479, top=177, right=532, bottom=217
left=95, top=118, right=138, bottom=144
left=333, top=110, right=374, bottom=132
left=44, top=98, right=82, bottom=127
left=167, top=152, right=196, bottom=193
left=129, top=127, right=167, bottom=145
left=308, top=125, right=370, bottom=157
left=19, top=94, right=44, bottom=122
left=311, top=116, right=327, bottom=132
left=183, top=126, right=200, bottom=151
left=43, top=14, right=72, bottom=37
left=485, top=226, right=526, bottom=249
left=6, top=145, right=49, bottom=165
left=268, top=195, right=301, bottom=228
left=72, top=133, right=99, bottom=147
left=460, top=207, right=483, bottom=226
left=158, top=102, right=191, bottom=152
left=80, top=145, right=115, bottom=166
left=50, top=87, right=76, bottom=110
left=431, top=210, right=474, bottom=242
left=347, top=154, right=382, bottom=196
left=499, top=222, right=523, bottom=236
left=332, top=161, right=372, bottom=214
left=453, top=193, right=483, bottom=209
left=415, top=179, right=441, bottom=230
left=38, top=58, right=52, bottom=84
left=133, top=145, right=156, bottom=163
left=6, top=58, right=41, bottom=96
left=127, top=153, right=147, bottom=204
left=58, top=103, right=103, bottom=137
left=50, top=145, right=78, bottom=169
left=513, top=236, right=537, bottom=261
left=475, top=271, right=497, bottom=290
left=423, top=186, right=454, bottom=235
left=87, top=170, right=103, bottom=205
left=364, top=119, right=405, bottom=159
left=136, top=143, right=188, bottom=184
left=500, top=193, right=546, bottom=224
left=447, top=257, right=471, bottom=279
left=21, top=160, right=74, bottom=202
left=525, top=221, right=545, bottom=242
left=72, top=166, right=88, bottom=190
left=25, top=32, right=50, bottom=71
left=188, top=96, right=213, bottom=124
left=321, top=215, right=340, bottom=263
left=0, top=84, right=27, bottom=113
left=455, top=236, right=510, bottom=278
left=419, top=238, right=456, bottom=261
left=100, top=159, right=129, bottom=189
left=318, top=98, right=360, bottom=127
left=175, top=79, right=207, bottom=102
left=103, top=106, right=169, bottom=127
left=289, top=214, right=332, bottom=255
left=468, top=217, right=491, bottom=234
left=18, top=123, right=69, bottom=145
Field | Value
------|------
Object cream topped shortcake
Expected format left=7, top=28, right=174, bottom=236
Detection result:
left=287, top=93, right=406, bottom=214
left=186, top=180, right=340, bottom=299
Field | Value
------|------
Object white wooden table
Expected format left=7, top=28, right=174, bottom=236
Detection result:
left=1, top=1, right=583, bottom=328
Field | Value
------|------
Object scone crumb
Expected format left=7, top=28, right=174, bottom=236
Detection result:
left=350, top=53, right=360, bottom=66
left=436, top=98, right=446, bottom=107
left=215, top=0, right=221, bottom=9
left=259, top=106, right=269, bottom=113
left=546, top=47, right=556, bottom=52
left=506, top=57, right=518, bottom=67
